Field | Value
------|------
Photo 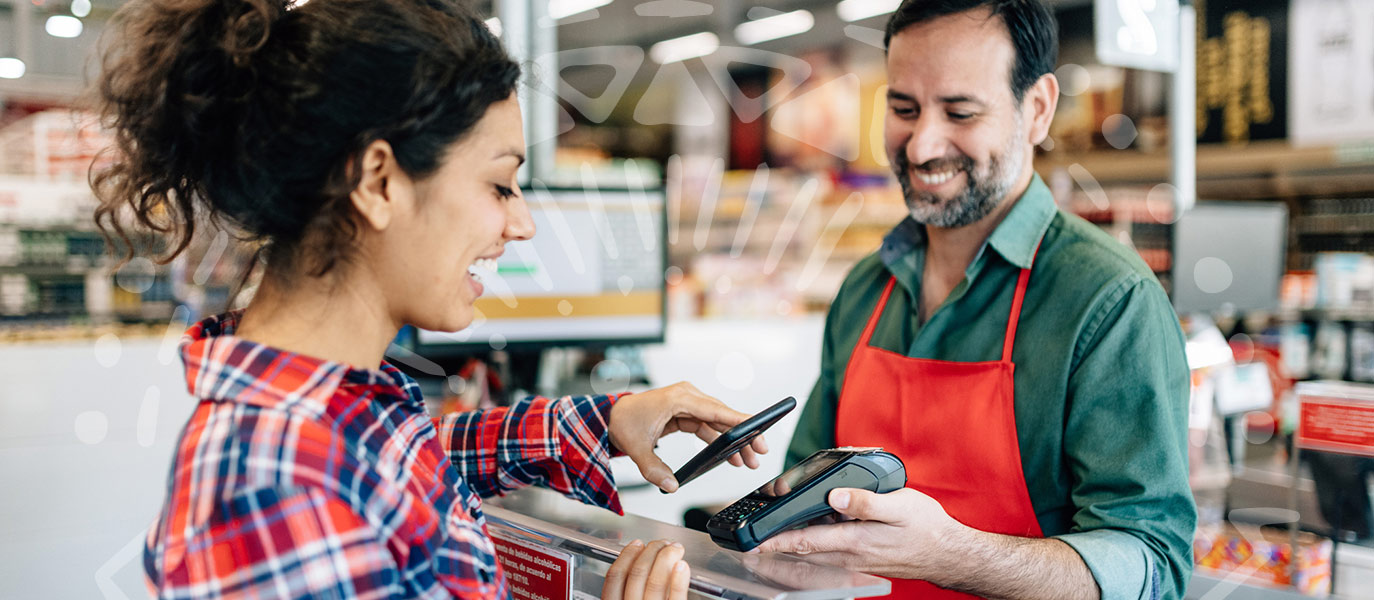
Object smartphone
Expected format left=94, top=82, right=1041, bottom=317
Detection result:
left=668, top=396, right=796, bottom=491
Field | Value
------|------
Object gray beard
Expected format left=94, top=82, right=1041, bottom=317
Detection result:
left=893, top=133, right=1025, bottom=229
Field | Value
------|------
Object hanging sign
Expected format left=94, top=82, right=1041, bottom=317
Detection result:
left=1095, top=0, right=1181, bottom=73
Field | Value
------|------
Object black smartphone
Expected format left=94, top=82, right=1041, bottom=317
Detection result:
left=667, top=396, right=797, bottom=491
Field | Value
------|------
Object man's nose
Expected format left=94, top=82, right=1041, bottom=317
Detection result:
left=905, top=115, right=951, bottom=168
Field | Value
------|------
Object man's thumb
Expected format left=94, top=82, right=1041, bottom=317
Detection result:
left=828, top=488, right=892, bottom=522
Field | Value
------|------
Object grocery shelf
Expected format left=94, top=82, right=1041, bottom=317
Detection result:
left=1037, top=140, right=1374, bottom=198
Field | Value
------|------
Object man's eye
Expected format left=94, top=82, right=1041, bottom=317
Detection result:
left=892, top=106, right=915, bottom=117
left=948, top=112, right=973, bottom=121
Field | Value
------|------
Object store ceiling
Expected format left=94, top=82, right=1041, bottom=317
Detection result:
left=0, top=0, right=1094, bottom=105
left=555, top=0, right=1091, bottom=53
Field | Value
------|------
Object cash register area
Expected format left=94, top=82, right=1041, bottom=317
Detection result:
left=9, top=0, right=1374, bottom=598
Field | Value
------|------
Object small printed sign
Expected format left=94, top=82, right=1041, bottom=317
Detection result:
left=1297, top=397, right=1374, bottom=457
left=491, top=531, right=575, bottom=600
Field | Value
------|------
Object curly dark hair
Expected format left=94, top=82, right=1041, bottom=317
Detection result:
left=92, top=0, right=520, bottom=278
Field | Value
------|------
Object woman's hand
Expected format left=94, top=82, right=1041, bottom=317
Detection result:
left=608, top=382, right=768, bottom=492
left=601, top=540, right=690, bottom=600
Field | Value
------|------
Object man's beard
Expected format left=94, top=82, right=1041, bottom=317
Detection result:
left=892, top=131, right=1025, bottom=229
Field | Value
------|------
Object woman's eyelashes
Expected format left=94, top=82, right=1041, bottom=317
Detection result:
left=495, top=185, right=516, bottom=200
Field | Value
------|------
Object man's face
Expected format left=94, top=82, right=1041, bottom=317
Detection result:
left=884, top=9, right=1030, bottom=229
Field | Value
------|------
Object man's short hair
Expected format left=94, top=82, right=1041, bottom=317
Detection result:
left=884, top=0, right=1059, bottom=104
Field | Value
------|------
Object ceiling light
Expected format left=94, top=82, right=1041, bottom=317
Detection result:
left=649, top=31, right=719, bottom=64
left=837, top=0, right=901, bottom=22
left=70, top=0, right=91, bottom=18
left=45, top=15, right=83, bottom=38
left=0, top=58, right=26, bottom=79
left=548, top=0, right=612, bottom=20
left=734, top=9, right=813, bottom=45
left=485, top=17, right=502, bottom=37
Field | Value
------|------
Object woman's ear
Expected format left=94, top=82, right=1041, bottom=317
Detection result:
left=350, top=140, right=404, bottom=232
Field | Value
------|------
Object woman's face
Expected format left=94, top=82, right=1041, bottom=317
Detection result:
left=376, top=94, right=534, bottom=333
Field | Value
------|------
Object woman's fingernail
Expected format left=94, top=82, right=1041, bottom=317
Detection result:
left=659, top=477, right=677, bottom=492
left=628, top=539, right=643, bottom=547
left=674, top=562, right=688, bottom=573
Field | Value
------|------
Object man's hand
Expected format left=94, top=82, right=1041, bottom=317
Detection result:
left=754, top=487, right=964, bottom=580
left=756, top=487, right=1101, bottom=600
left=608, top=382, right=768, bottom=493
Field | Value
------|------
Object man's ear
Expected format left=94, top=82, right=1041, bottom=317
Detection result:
left=1023, top=73, right=1059, bottom=146
left=350, top=140, right=403, bottom=232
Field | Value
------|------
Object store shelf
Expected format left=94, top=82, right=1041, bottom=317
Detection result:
left=1185, top=572, right=1315, bottom=600
left=1038, top=141, right=1374, bottom=198
left=0, top=264, right=90, bottom=277
left=1279, top=308, right=1374, bottom=322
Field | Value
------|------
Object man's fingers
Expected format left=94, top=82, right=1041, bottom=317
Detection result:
left=830, top=488, right=908, bottom=524
left=603, top=540, right=645, bottom=600
left=753, top=522, right=851, bottom=555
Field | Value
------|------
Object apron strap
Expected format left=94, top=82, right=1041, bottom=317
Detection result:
left=1001, top=267, right=1031, bottom=362
left=1001, top=244, right=1042, bottom=362
left=861, top=277, right=898, bottom=347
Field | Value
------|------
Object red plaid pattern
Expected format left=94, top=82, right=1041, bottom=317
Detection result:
left=144, top=310, right=622, bottom=599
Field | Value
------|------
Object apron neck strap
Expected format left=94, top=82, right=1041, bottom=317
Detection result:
left=1001, top=244, right=1042, bottom=362
left=1002, top=267, right=1031, bottom=362
left=860, top=277, right=898, bottom=347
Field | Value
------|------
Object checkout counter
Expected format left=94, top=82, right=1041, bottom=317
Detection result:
left=487, top=488, right=890, bottom=599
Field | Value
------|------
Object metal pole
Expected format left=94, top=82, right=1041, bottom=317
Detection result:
left=14, top=0, right=33, bottom=66
left=528, top=0, right=557, bottom=185
left=498, top=0, right=555, bottom=186
left=1170, top=2, right=1197, bottom=218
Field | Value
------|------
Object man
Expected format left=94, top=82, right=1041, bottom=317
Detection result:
left=763, top=1, right=1196, bottom=599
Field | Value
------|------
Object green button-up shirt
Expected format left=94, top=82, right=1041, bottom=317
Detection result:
left=786, top=174, right=1196, bottom=600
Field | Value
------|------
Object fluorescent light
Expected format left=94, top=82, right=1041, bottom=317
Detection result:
left=71, top=0, right=91, bottom=18
left=0, top=58, right=25, bottom=79
left=649, top=31, right=719, bottom=64
left=45, top=15, right=83, bottom=38
left=734, top=9, right=813, bottom=45
left=548, top=0, right=612, bottom=20
left=485, top=17, right=502, bottom=37
left=837, top=0, right=901, bottom=22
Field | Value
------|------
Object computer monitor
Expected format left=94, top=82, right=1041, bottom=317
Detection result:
left=410, top=186, right=667, bottom=355
left=1171, top=201, right=1288, bottom=314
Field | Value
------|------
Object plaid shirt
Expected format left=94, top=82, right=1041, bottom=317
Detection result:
left=144, top=311, right=622, bottom=599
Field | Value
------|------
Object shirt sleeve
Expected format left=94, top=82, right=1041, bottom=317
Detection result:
left=1054, top=275, right=1196, bottom=600
left=147, top=486, right=404, bottom=600
left=435, top=394, right=623, bottom=515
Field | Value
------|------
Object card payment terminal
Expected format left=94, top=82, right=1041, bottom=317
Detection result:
left=707, top=447, right=906, bottom=552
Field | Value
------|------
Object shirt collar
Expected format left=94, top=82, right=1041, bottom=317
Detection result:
left=880, top=173, right=1057, bottom=270
left=985, top=173, right=1056, bottom=269
left=179, top=310, right=421, bottom=417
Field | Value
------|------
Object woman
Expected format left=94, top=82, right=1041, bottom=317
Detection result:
left=92, top=0, right=766, bottom=597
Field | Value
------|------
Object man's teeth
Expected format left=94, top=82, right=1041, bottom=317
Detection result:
left=916, top=170, right=958, bottom=185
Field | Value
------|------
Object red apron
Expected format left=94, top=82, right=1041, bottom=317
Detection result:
left=834, top=268, right=1043, bottom=599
